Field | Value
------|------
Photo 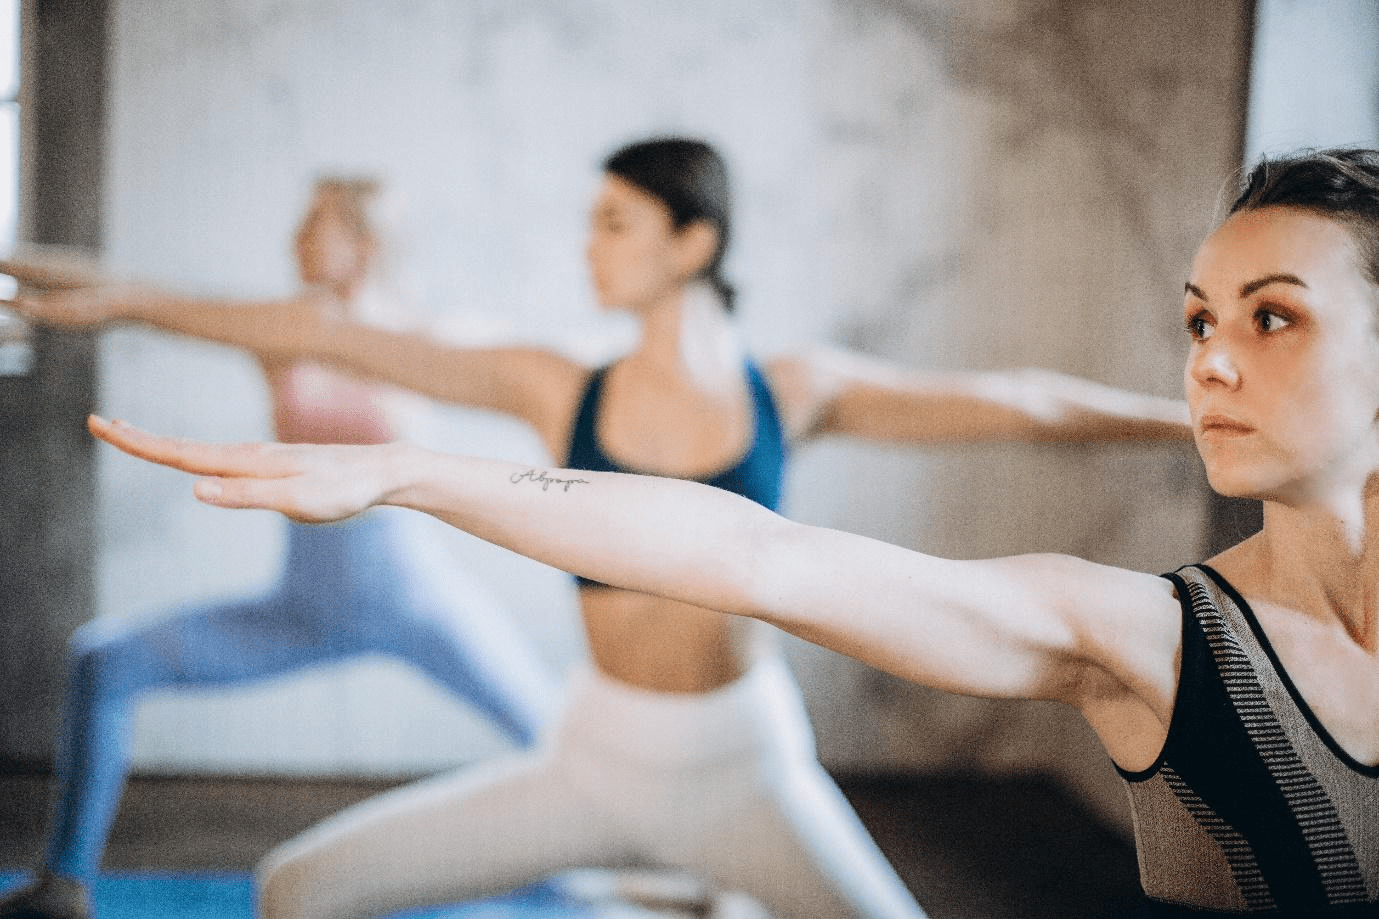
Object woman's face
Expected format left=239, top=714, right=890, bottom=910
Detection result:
left=585, top=174, right=697, bottom=312
left=1184, top=206, right=1379, bottom=504
left=294, top=189, right=370, bottom=289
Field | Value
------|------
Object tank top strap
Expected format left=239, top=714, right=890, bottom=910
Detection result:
left=744, top=359, right=785, bottom=449
left=565, top=365, right=610, bottom=469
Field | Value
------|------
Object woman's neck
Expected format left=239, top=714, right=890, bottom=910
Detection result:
left=629, top=282, right=742, bottom=384
left=1247, top=481, right=1379, bottom=649
left=299, top=269, right=364, bottom=310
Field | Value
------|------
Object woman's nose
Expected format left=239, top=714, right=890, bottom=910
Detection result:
left=1189, top=338, right=1241, bottom=389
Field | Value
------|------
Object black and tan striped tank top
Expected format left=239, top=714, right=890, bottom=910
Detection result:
left=1118, top=564, right=1379, bottom=916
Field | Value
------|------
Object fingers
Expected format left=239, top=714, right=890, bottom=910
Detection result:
left=87, top=415, right=289, bottom=479
left=186, top=476, right=322, bottom=522
left=87, top=415, right=204, bottom=472
left=0, top=251, right=107, bottom=291
left=192, top=476, right=286, bottom=513
left=87, top=416, right=382, bottom=525
left=0, top=289, right=99, bottom=327
left=0, top=294, right=41, bottom=319
left=87, top=416, right=370, bottom=523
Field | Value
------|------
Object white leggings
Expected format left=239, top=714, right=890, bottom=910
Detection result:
left=258, top=654, right=927, bottom=919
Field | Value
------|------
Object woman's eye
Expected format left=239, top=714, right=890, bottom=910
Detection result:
left=1185, top=315, right=1214, bottom=341
left=1257, top=309, right=1292, bottom=332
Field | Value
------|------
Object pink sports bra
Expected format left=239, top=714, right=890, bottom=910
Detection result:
left=268, top=361, right=401, bottom=446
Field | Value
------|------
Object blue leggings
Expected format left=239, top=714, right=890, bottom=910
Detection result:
left=43, top=510, right=558, bottom=881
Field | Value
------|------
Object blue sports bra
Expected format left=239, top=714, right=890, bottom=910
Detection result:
left=564, top=360, right=787, bottom=588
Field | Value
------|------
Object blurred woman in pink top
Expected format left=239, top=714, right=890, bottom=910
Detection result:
left=0, top=178, right=558, bottom=919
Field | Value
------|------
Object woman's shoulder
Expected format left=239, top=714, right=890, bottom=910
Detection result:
left=758, top=347, right=847, bottom=442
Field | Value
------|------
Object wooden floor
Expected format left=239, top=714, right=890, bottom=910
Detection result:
left=0, top=765, right=1146, bottom=918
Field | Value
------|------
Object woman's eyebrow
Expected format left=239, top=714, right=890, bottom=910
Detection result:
left=1240, top=272, right=1307, bottom=298
left=1183, top=273, right=1307, bottom=302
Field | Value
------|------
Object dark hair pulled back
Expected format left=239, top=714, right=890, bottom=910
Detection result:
left=604, top=137, right=736, bottom=312
left=1230, top=147, right=1379, bottom=289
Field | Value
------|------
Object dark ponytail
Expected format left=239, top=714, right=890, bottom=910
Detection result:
left=604, top=137, right=736, bottom=312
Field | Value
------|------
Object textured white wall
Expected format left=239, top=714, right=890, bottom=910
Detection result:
left=96, top=0, right=1248, bottom=825
left=99, top=0, right=831, bottom=777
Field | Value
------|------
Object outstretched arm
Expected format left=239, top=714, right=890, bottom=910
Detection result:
left=5, top=278, right=327, bottom=355
left=0, top=244, right=342, bottom=358
left=88, top=415, right=1179, bottom=713
left=770, top=347, right=1191, bottom=445
left=8, top=280, right=587, bottom=434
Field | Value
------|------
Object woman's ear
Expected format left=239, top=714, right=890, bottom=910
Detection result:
left=675, top=219, right=720, bottom=280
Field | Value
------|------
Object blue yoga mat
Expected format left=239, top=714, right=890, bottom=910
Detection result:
left=0, top=873, right=603, bottom=919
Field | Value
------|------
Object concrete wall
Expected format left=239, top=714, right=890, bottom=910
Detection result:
left=10, top=0, right=1257, bottom=828
left=785, top=0, right=1249, bottom=828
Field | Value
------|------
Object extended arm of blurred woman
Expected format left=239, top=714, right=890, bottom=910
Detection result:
left=10, top=284, right=586, bottom=437
left=770, top=347, right=1191, bottom=444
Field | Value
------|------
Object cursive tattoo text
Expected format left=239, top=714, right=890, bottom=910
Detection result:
left=510, top=468, right=591, bottom=493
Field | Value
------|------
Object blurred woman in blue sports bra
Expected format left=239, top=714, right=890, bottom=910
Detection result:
left=16, top=137, right=1192, bottom=919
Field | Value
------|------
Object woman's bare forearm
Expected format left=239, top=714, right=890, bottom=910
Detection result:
left=90, top=417, right=782, bottom=616
left=124, top=294, right=526, bottom=409
left=90, top=416, right=1153, bottom=705
left=287, top=445, right=1108, bottom=700
left=823, top=360, right=1191, bottom=444
left=378, top=450, right=1090, bottom=700
left=384, top=447, right=785, bottom=615
left=309, top=324, right=552, bottom=412
left=115, top=289, right=323, bottom=357
left=45, top=283, right=565, bottom=416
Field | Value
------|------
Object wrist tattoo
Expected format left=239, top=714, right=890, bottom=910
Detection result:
left=509, top=469, right=591, bottom=493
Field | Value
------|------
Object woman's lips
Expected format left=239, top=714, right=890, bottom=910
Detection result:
left=1197, top=413, right=1255, bottom=436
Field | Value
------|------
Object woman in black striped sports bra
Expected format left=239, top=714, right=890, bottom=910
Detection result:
left=1123, top=564, right=1379, bottom=914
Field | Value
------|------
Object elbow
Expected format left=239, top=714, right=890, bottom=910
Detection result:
left=727, top=516, right=817, bottom=627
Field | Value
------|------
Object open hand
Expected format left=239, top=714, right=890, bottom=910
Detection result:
left=4, top=285, right=139, bottom=329
left=88, top=416, right=398, bottom=523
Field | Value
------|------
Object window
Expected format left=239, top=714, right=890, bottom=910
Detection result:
left=0, top=0, right=16, bottom=250
left=0, top=0, right=22, bottom=374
